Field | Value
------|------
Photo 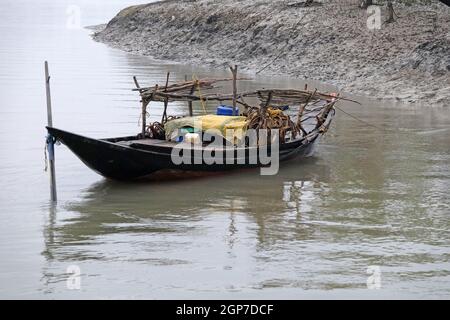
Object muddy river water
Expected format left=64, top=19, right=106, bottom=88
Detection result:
left=0, top=0, right=449, bottom=298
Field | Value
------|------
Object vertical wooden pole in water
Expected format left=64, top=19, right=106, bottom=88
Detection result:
left=230, top=65, right=238, bottom=115
left=186, top=75, right=193, bottom=116
left=45, top=61, right=57, bottom=202
left=133, top=76, right=146, bottom=136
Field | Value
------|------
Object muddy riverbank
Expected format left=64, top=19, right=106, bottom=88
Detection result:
left=93, top=0, right=450, bottom=105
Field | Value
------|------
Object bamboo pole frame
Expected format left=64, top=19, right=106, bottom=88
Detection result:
left=230, top=65, right=238, bottom=115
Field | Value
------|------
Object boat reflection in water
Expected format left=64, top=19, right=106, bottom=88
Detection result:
left=40, top=158, right=335, bottom=295
left=43, top=157, right=329, bottom=249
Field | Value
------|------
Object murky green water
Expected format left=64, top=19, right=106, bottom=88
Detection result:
left=0, top=0, right=449, bottom=299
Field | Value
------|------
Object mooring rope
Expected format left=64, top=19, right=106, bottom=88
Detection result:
left=334, top=105, right=386, bottom=131
left=137, top=110, right=151, bottom=127
left=44, top=141, right=48, bottom=172
left=43, top=134, right=57, bottom=172
left=192, top=74, right=207, bottom=114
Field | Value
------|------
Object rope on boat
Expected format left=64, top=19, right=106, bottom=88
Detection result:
left=246, top=106, right=302, bottom=142
left=192, top=74, right=207, bottom=114
left=44, top=141, right=48, bottom=172
left=145, top=121, right=166, bottom=139
left=44, top=134, right=57, bottom=172
left=137, top=109, right=151, bottom=127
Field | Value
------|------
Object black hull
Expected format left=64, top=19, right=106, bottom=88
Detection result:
left=46, top=127, right=322, bottom=180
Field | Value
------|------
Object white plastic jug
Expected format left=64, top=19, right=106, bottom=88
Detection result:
left=184, top=133, right=201, bottom=144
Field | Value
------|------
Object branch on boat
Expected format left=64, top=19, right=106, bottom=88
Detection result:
left=131, top=74, right=355, bottom=145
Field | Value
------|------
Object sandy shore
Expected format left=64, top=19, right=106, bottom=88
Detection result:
left=93, top=0, right=450, bottom=106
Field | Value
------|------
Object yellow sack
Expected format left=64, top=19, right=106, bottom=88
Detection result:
left=164, top=115, right=248, bottom=144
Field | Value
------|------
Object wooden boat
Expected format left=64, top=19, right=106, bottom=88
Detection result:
left=46, top=73, right=341, bottom=180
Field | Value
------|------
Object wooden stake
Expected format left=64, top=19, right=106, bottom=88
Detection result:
left=133, top=76, right=140, bottom=91
left=230, top=65, right=238, bottom=115
left=161, top=72, right=170, bottom=123
left=186, top=75, right=193, bottom=116
left=263, top=91, right=273, bottom=114
left=45, top=61, right=57, bottom=202
left=164, top=71, right=170, bottom=91
left=133, top=76, right=147, bottom=136
left=297, top=88, right=316, bottom=127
